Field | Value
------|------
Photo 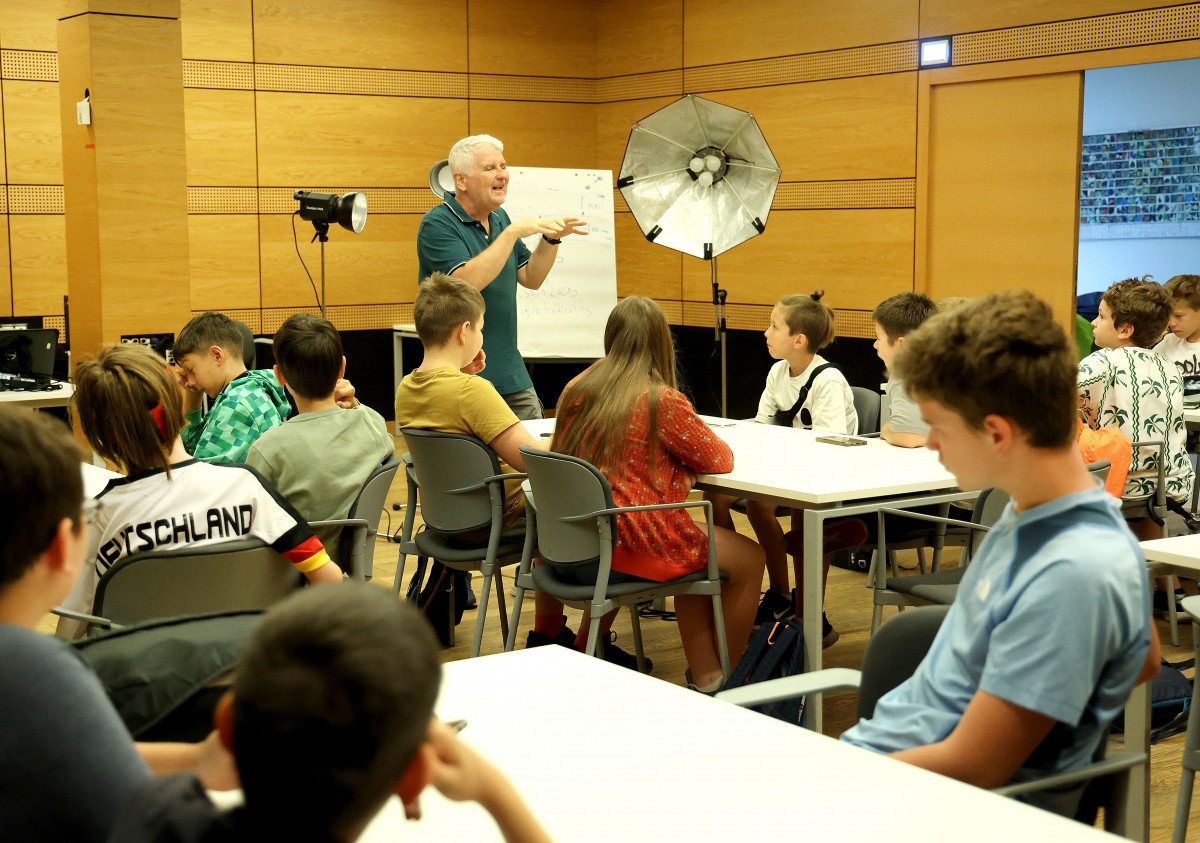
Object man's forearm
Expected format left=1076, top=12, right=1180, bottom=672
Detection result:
left=522, top=240, right=558, bottom=290
left=451, top=229, right=520, bottom=291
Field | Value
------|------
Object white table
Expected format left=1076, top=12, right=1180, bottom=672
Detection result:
left=348, top=646, right=1121, bottom=842
left=0, top=380, right=73, bottom=408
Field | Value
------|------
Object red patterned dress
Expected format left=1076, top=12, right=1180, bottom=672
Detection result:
left=561, top=387, right=733, bottom=581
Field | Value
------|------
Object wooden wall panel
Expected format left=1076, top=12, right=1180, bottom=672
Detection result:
left=256, top=92, right=467, bottom=187
left=615, top=213, right=683, bottom=300
left=469, top=101, right=597, bottom=170
left=184, top=89, right=257, bottom=186
left=680, top=209, right=914, bottom=310
left=0, top=85, right=6, bottom=184
left=179, top=0, right=253, bottom=62
left=259, top=214, right=418, bottom=308
left=252, top=0, right=468, bottom=72
left=708, top=74, right=918, bottom=181
left=9, top=214, right=66, bottom=314
left=189, top=214, right=258, bottom=310
left=0, top=0, right=57, bottom=51
left=596, top=96, right=680, bottom=174
left=597, top=0, right=683, bottom=78
left=923, top=72, right=1082, bottom=325
left=684, top=0, right=918, bottom=66
left=467, top=1, right=595, bottom=77
left=919, top=0, right=1178, bottom=38
left=3, top=81, right=62, bottom=184
left=0, top=217, right=11, bottom=316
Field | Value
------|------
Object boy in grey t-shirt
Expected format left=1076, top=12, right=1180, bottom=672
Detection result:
left=872, top=292, right=938, bottom=448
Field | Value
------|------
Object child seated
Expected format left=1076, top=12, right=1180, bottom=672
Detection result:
left=1079, top=277, right=1194, bottom=536
left=873, top=292, right=938, bottom=448
left=57, top=344, right=342, bottom=637
left=396, top=273, right=632, bottom=668
left=245, top=314, right=393, bottom=564
left=842, top=291, right=1159, bottom=812
left=1154, top=274, right=1200, bottom=379
left=552, top=296, right=764, bottom=693
left=174, top=312, right=291, bottom=463
left=109, top=583, right=553, bottom=843
left=707, top=290, right=857, bottom=647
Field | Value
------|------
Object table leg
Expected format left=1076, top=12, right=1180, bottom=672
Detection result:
left=801, top=507, right=826, bottom=733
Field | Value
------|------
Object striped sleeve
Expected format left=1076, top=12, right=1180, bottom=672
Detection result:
left=230, top=464, right=332, bottom=574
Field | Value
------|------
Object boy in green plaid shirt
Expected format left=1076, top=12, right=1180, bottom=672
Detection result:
left=174, top=312, right=292, bottom=463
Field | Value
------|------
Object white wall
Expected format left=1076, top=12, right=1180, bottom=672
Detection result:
left=1078, top=59, right=1200, bottom=296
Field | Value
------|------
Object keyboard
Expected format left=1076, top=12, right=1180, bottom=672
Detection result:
left=0, top=377, right=63, bottom=392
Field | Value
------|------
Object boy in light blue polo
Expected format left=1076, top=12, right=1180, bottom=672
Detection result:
left=842, top=290, right=1159, bottom=813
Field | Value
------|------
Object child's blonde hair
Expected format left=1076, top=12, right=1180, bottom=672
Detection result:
left=74, top=343, right=184, bottom=476
left=553, top=297, right=677, bottom=474
left=414, top=272, right=485, bottom=347
left=1165, top=275, right=1200, bottom=311
left=778, top=289, right=836, bottom=350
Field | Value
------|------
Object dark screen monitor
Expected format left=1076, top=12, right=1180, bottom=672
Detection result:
left=0, top=328, right=58, bottom=378
left=0, top=316, right=44, bottom=330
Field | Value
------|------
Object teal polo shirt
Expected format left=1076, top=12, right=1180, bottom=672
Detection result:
left=416, top=192, right=533, bottom=396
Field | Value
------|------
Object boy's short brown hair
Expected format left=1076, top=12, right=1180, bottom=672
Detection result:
left=778, top=289, right=836, bottom=351
left=1165, top=274, right=1200, bottom=311
left=174, top=312, right=247, bottom=363
left=273, top=314, right=343, bottom=401
left=872, top=292, right=938, bottom=343
left=1102, top=277, right=1171, bottom=348
left=414, top=272, right=485, bottom=347
left=893, top=290, right=1077, bottom=449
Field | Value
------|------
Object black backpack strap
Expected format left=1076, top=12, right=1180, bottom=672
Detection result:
left=774, top=363, right=837, bottom=428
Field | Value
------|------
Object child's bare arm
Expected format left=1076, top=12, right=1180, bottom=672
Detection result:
left=426, top=720, right=554, bottom=843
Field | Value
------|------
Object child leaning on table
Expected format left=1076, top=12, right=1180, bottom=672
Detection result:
left=109, top=583, right=554, bottom=843
left=552, top=296, right=764, bottom=693
left=842, top=290, right=1159, bottom=814
left=1154, top=273, right=1200, bottom=379
left=706, top=289, right=860, bottom=648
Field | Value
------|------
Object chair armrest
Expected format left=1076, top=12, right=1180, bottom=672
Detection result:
left=715, top=667, right=862, bottom=707
left=876, top=508, right=984, bottom=532
left=994, top=750, right=1146, bottom=797
left=560, top=499, right=712, bottom=521
left=445, top=473, right=528, bottom=496
left=308, top=518, right=370, bottom=530
left=51, top=606, right=117, bottom=630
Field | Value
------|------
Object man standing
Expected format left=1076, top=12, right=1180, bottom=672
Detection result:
left=416, top=135, right=586, bottom=420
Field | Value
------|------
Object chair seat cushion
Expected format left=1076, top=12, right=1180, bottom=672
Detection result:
left=885, top=567, right=965, bottom=601
left=531, top=566, right=714, bottom=601
left=414, top=522, right=527, bottom=564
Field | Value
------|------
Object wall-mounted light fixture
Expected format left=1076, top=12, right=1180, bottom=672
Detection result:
left=919, top=38, right=952, bottom=67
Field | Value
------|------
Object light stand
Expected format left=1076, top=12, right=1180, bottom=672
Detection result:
left=293, top=190, right=368, bottom=318
left=712, top=259, right=728, bottom=416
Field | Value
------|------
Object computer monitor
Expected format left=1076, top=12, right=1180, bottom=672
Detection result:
left=0, top=328, right=58, bottom=378
left=0, top=316, right=44, bottom=330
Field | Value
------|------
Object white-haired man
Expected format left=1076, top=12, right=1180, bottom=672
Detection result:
left=416, top=135, right=586, bottom=419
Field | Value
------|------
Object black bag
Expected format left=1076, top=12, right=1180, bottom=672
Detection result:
left=774, top=363, right=836, bottom=428
left=723, top=618, right=807, bottom=727
left=405, top=558, right=469, bottom=647
left=73, top=611, right=263, bottom=742
left=1112, top=657, right=1193, bottom=743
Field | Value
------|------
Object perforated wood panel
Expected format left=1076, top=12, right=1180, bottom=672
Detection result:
left=0, top=50, right=57, bottom=81
left=185, top=187, right=256, bottom=214
left=468, top=74, right=594, bottom=102
left=954, top=4, right=1200, bottom=65
left=256, top=304, right=413, bottom=333
left=7, top=185, right=63, bottom=214
left=774, top=180, right=915, bottom=209
left=201, top=309, right=261, bottom=333
left=678, top=300, right=874, bottom=338
left=255, top=188, right=436, bottom=215
left=45, top=315, right=65, bottom=333
left=595, top=70, right=684, bottom=103
left=684, top=41, right=917, bottom=93
left=255, top=64, right=468, bottom=98
left=182, top=60, right=253, bottom=89
left=0, top=194, right=6, bottom=214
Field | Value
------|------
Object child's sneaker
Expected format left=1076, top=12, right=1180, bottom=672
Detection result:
left=753, top=586, right=796, bottom=626
left=524, top=616, right=578, bottom=648
left=822, top=613, right=840, bottom=648
left=601, top=633, right=653, bottom=673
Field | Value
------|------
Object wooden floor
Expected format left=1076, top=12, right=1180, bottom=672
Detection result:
left=371, top=462, right=1200, bottom=842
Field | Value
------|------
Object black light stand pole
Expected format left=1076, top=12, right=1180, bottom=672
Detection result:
left=711, top=257, right=728, bottom=417
left=310, top=221, right=330, bottom=318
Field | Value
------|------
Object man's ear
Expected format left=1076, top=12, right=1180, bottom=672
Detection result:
left=453, top=321, right=472, bottom=346
left=393, top=742, right=434, bottom=803
left=1114, top=321, right=1136, bottom=341
left=210, top=345, right=226, bottom=366
left=894, top=335, right=905, bottom=349
left=981, top=414, right=1018, bottom=454
left=273, top=364, right=287, bottom=387
left=42, top=517, right=81, bottom=577
left=338, top=356, right=347, bottom=380
left=213, top=691, right=235, bottom=751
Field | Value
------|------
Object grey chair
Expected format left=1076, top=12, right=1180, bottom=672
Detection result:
left=850, top=386, right=881, bottom=436
left=53, top=539, right=301, bottom=636
left=392, top=429, right=525, bottom=657
left=309, top=452, right=401, bottom=581
left=717, top=604, right=1145, bottom=836
left=1171, top=595, right=1200, bottom=842
left=506, top=445, right=730, bottom=680
left=1124, top=440, right=1183, bottom=645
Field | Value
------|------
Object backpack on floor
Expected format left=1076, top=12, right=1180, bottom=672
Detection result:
left=722, top=618, right=807, bottom=727
left=405, top=556, right=469, bottom=647
left=1112, top=657, right=1192, bottom=744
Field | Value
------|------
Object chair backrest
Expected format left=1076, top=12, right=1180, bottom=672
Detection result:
left=348, top=452, right=401, bottom=524
left=1085, top=459, right=1111, bottom=490
left=316, top=452, right=402, bottom=577
left=967, top=487, right=1011, bottom=556
left=231, top=319, right=257, bottom=369
left=400, top=429, right=502, bottom=536
left=851, top=386, right=881, bottom=435
left=857, top=604, right=950, bottom=720
left=519, top=446, right=616, bottom=566
left=92, top=539, right=301, bottom=630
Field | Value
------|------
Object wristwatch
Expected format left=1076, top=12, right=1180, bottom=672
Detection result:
left=542, top=234, right=562, bottom=245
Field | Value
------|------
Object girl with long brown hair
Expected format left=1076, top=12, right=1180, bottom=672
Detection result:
left=553, top=297, right=764, bottom=692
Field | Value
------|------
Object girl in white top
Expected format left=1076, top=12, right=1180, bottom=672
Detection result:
left=709, top=289, right=858, bottom=646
